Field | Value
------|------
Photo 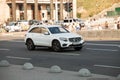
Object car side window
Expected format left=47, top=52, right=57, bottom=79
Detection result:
left=29, top=27, right=41, bottom=33
left=40, top=27, right=48, bottom=34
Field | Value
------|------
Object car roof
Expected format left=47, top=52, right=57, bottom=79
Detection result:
left=29, top=24, right=62, bottom=30
left=30, top=24, right=61, bottom=28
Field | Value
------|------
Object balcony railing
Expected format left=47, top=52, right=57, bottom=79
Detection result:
left=6, top=0, right=68, bottom=3
left=6, top=0, right=23, bottom=1
left=6, top=0, right=24, bottom=3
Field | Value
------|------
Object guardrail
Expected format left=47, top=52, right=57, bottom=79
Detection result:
left=77, top=30, right=120, bottom=40
left=0, top=28, right=120, bottom=40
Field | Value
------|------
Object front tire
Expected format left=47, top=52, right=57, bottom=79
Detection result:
left=26, top=39, right=35, bottom=50
left=52, top=40, right=61, bottom=52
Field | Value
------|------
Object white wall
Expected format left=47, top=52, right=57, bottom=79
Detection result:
left=41, top=10, right=48, bottom=21
left=16, top=5, right=20, bottom=20
left=27, top=5, right=33, bottom=20
left=73, top=0, right=76, bottom=18
left=0, top=0, right=10, bottom=23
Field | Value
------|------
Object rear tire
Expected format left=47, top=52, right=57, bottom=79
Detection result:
left=26, top=39, right=35, bottom=50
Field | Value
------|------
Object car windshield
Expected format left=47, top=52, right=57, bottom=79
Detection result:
left=48, top=27, right=69, bottom=34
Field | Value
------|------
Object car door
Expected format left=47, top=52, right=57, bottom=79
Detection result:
left=37, top=27, right=51, bottom=46
left=28, top=27, right=41, bottom=45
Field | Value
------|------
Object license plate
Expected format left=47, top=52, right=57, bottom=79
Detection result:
left=72, top=42, right=79, bottom=45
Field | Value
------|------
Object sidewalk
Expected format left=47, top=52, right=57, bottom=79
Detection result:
left=0, top=65, right=116, bottom=80
left=0, top=32, right=25, bottom=40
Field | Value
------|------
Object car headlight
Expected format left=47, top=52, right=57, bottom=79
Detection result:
left=59, top=37, right=68, bottom=42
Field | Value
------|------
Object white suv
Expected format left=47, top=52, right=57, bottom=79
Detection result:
left=24, top=25, right=84, bottom=51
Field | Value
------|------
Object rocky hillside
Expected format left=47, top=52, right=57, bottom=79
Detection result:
left=77, top=0, right=120, bottom=18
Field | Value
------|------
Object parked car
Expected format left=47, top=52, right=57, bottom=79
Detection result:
left=4, top=22, right=21, bottom=32
left=24, top=24, right=85, bottom=52
left=28, top=20, right=43, bottom=25
left=17, top=20, right=29, bottom=31
left=76, top=18, right=85, bottom=27
left=62, top=18, right=76, bottom=26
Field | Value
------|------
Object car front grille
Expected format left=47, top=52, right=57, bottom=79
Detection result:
left=69, top=37, right=81, bottom=42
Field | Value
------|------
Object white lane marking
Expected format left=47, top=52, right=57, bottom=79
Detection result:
left=50, top=52, right=80, bottom=56
left=56, top=53, right=80, bottom=56
left=86, top=43, right=120, bottom=47
left=8, top=40, right=24, bottom=43
left=6, top=56, right=31, bottom=60
left=0, top=48, right=10, bottom=51
left=86, top=48, right=118, bottom=52
left=94, top=64, right=120, bottom=69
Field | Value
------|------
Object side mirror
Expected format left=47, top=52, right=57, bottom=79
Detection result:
left=44, top=32, right=50, bottom=35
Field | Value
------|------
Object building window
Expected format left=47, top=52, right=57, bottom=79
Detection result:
left=31, top=5, right=34, bottom=10
left=38, top=5, right=41, bottom=10
left=42, top=13, right=44, bottom=18
left=47, top=12, right=50, bottom=15
left=19, top=4, right=23, bottom=11
left=46, top=5, right=50, bottom=12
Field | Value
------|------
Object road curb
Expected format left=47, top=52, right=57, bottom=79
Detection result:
left=0, top=65, right=116, bottom=80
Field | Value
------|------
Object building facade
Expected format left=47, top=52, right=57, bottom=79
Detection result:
left=6, top=0, right=77, bottom=22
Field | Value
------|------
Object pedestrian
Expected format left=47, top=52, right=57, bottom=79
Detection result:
left=98, top=24, right=102, bottom=30
left=114, top=22, right=118, bottom=30
left=104, top=21, right=108, bottom=29
left=76, top=22, right=80, bottom=31
left=117, top=21, right=120, bottom=29
left=68, top=23, right=74, bottom=32
left=3, top=22, right=6, bottom=28
left=72, top=23, right=76, bottom=32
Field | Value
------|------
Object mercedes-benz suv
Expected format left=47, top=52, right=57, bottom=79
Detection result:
left=24, top=25, right=84, bottom=51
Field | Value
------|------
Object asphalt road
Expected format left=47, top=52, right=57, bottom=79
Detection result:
left=0, top=39, right=120, bottom=77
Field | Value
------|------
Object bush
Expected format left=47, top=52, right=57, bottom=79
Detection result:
left=77, top=13, right=81, bottom=18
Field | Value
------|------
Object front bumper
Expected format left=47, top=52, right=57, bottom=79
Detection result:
left=61, top=40, right=85, bottom=48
